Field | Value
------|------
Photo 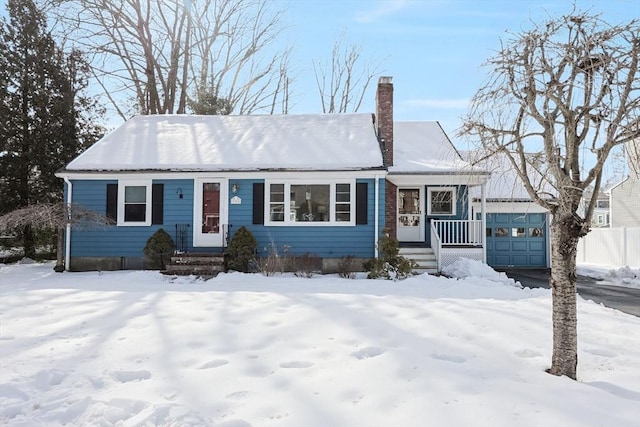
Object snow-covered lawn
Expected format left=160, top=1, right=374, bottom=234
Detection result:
left=578, top=264, right=640, bottom=289
left=1, top=260, right=639, bottom=427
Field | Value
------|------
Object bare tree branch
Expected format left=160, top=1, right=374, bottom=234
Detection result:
left=46, top=0, right=292, bottom=116
left=313, top=30, right=386, bottom=113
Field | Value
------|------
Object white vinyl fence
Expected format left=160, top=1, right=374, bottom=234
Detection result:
left=577, top=227, right=640, bottom=268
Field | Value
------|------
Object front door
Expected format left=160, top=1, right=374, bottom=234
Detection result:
left=397, top=187, right=424, bottom=242
left=194, top=178, right=227, bottom=247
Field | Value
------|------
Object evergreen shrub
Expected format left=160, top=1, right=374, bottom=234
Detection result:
left=364, top=229, right=416, bottom=280
left=143, top=228, right=175, bottom=270
left=226, top=226, right=257, bottom=272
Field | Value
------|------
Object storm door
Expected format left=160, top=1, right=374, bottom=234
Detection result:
left=397, top=187, right=424, bottom=242
left=194, top=179, right=227, bottom=247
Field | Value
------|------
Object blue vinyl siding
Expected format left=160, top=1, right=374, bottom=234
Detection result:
left=229, top=178, right=384, bottom=258
left=69, top=177, right=385, bottom=260
left=69, top=179, right=195, bottom=257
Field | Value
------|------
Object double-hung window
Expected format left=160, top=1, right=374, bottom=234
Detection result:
left=266, top=181, right=355, bottom=225
left=427, top=187, right=456, bottom=216
left=118, top=180, right=152, bottom=226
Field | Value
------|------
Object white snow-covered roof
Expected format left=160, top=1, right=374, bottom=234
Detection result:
left=465, top=152, right=556, bottom=200
left=389, top=121, right=477, bottom=174
left=65, top=114, right=384, bottom=172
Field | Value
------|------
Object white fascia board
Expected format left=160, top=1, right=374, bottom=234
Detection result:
left=471, top=200, right=549, bottom=213
left=387, top=173, right=490, bottom=187
left=55, top=169, right=387, bottom=181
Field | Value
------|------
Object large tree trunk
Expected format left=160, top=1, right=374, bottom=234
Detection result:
left=23, top=224, right=36, bottom=259
left=548, top=214, right=580, bottom=379
left=54, top=226, right=65, bottom=272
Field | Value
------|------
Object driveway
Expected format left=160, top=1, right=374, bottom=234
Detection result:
left=498, top=268, right=640, bottom=317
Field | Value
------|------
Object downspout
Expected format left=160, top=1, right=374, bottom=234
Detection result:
left=374, top=174, right=380, bottom=258
left=481, top=182, right=487, bottom=264
left=63, top=176, right=72, bottom=271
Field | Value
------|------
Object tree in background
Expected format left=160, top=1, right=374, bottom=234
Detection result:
left=188, top=89, right=234, bottom=115
left=0, top=0, right=103, bottom=258
left=313, top=31, right=386, bottom=113
left=460, top=11, right=639, bottom=379
left=49, top=0, right=292, bottom=117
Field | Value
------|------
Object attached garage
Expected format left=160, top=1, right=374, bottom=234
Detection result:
left=484, top=212, right=548, bottom=268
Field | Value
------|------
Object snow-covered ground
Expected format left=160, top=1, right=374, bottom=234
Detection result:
left=578, top=264, right=640, bottom=290
left=1, top=259, right=639, bottom=427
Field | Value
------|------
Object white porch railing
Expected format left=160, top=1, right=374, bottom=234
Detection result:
left=430, top=220, right=484, bottom=271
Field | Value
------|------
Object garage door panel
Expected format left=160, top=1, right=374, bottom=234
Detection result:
left=511, top=254, right=528, bottom=265
left=529, top=254, right=545, bottom=265
left=512, top=241, right=527, bottom=251
left=495, top=213, right=511, bottom=223
left=529, top=213, right=545, bottom=223
left=494, top=255, right=512, bottom=265
left=529, top=241, right=544, bottom=251
left=494, top=241, right=510, bottom=251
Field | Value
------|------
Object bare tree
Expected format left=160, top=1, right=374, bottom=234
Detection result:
left=0, top=202, right=112, bottom=271
left=313, top=31, right=385, bottom=113
left=460, top=11, right=639, bottom=379
left=47, top=0, right=292, bottom=118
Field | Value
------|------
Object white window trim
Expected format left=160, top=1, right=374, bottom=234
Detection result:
left=427, top=187, right=457, bottom=216
left=117, top=179, right=152, bottom=226
left=264, top=179, right=356, bottom=226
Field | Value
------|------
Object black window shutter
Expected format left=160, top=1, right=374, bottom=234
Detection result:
left=356, top=182, right=368, bottom=225
left=152, top=183, right=164, bottom=225
left=253, top=183, right=264, bottom=224
left=106, top=184, right=118, bottom=222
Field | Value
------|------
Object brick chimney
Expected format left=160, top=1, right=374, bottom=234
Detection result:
left=376, top=76, right=394, bottom=167
left=376, top=76, right=397, bottom=240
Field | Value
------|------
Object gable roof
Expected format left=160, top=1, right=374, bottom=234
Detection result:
left=389, top=121, right=479, bottom=174
left=64, top=114, right=384, bottom=172
left=465, top=152, right=557, bottom=201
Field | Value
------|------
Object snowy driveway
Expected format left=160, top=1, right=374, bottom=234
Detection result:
left=498, top=268, right=640, bottom=317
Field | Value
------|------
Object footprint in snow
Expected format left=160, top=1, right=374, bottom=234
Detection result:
left=279, top=361, right=314, bottom=369
left=112, top=370, right=151, bottom=383
left=351, top=347, right=386, bottom=360
left=430, top=353, right=466, bottom=363
left=584, top=348, right=617, bottom=358
left=198, top=359, right=229, bottom=369
left=226, top=390, right=254, bottom=400
left=514, top=349, right=543, bottom=358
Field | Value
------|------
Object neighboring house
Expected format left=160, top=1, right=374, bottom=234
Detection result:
left=610, top=139, right=640, bottom=227
left=56, top=77, right=490, bottom=272
left=467, top=153, right=554, bottom=268
left=579, top=190, right=610, bottom=228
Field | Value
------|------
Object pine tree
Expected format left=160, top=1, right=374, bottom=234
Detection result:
left=0, top=0, right=103, bottom=258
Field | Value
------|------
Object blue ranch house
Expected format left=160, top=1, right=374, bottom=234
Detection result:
left=56, top=78, right=491, bottom=273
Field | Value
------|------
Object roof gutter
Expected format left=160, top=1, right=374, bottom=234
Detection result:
left=375, top=174, right=380, bottom=258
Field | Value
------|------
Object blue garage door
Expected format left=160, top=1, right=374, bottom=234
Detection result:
left=484, top=213, right=547, bottom=267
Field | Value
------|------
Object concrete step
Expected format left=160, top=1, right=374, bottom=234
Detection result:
left=163, top=253, right=225, bottom=277
left=399, top=247, right=438, bottom=273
